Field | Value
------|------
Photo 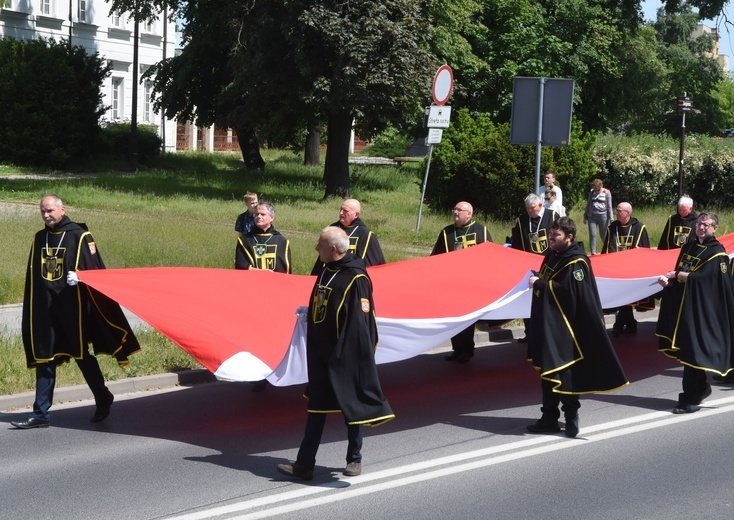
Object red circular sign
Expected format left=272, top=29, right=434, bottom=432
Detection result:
left=432, top=65, right=454, bottom=106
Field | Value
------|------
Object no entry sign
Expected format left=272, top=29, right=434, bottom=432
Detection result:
left=432, top=65, right=453, bottom=106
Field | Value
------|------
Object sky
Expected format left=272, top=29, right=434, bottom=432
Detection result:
left=642, top=0, right=734, bottom=58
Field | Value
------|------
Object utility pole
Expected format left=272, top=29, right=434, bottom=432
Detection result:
left=676, top=93, right=692, bottom=200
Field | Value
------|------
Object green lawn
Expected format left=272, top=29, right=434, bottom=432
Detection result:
left=1, top=149, right=732, bottom=395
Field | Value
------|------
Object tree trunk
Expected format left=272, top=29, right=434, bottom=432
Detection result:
left=304, top=125, right=321, bottom=166
left=323, top=111, right=352, bottom=198
left=234, top=124, right=265, bottom=171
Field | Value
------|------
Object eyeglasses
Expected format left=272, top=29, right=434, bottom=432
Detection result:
left=544, top=197, right=552, bottom=200
left=453, top=207, right=469, bottom=212
left=697, top=222, right=716, bottom=229
left=615, top=209, right=629, bottom=213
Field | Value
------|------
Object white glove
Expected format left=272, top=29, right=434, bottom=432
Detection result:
left=66, top=271, right=79, bottom=286
left=295, top=306, right=308, bottom=323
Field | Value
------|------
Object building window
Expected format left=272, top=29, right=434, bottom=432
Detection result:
left=40, top=0, right=51, bottom=15
left=112, top=78, right=123, bottom=119
left=112, top=11, right=124, bottom=28
left=145, top=20, right=155, bottom=34
left=78, top=0, right=86, bottom=22
left=143, top=81, right=154, bottom=123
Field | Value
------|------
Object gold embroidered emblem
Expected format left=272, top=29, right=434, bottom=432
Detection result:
left=361, top=298, right=370, bottom=313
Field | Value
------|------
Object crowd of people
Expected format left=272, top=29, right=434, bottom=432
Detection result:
left=12, top=185, right=734, bottom=481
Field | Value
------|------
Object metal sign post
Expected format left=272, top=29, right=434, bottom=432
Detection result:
left=677, top=93, right=692, bottom=200
left=416, top=65, right=453, bottom=231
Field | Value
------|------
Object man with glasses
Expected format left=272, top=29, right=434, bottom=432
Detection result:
left=431, top=201, right=492, bottom=362
left=602, top=202, right=650, bottom=336
left=656, top=213, right=734, bottom=413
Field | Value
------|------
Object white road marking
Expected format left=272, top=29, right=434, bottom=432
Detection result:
left=166, top=395, right=734, bottom=520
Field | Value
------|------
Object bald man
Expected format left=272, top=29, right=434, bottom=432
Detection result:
left=602, top=202, right=651, bottom=336
left=431, top=201, right=492, bottom=362
left=311, top=198, right=386, bottom=275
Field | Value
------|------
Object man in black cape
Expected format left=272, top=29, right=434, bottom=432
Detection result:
left=511, top=193, right=558, bottom=343
left=527, top=217, right=628, bottom=437
left=278, top=226, right=394, bottom=480
left=602, top=201, right=652, bottom=336
left=431, top=201, right=492, bottom=362
left=13, top=194, right=140, bottom=429
left=235, top=202, right=291, bottom=272
left=657, top=196, right=697, bottom=250
left=656, top=212, right=734, bottom=413
left=311, top=198, right=385, bottom=274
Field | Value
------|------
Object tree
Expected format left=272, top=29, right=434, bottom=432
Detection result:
left=282, top=0, right=434, bottom=197
left=651, top=3, right=727, bottom=135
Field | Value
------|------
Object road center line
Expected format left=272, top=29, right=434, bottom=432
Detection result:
left=167, top=395, right=734, bottom=520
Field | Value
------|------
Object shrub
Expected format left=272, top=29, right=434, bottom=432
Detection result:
left=98, top=122, right=163, bottom=164
left=592, top=133, right=734, bottom=208
left=0, top=38, right=109, bottom=168
left=425, top=109, right=597, bottom=221
left=362, top=125, right=412, bottom=158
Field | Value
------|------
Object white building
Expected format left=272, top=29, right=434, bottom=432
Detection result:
left=0, top=0, right=178, bottom=152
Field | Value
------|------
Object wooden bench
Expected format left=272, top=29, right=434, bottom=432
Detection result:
left=393, top=156, right=423, bottom=166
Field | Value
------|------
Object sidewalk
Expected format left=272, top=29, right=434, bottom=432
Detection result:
left=0, top=305, right=659, bottom=412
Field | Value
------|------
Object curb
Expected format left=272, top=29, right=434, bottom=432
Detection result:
left=0, top=369, right=216, bottom=413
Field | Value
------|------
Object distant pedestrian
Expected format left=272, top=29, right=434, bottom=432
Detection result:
left=234, top=192, right=259, bottom=238
left=583, top=179, right=612, bottom=255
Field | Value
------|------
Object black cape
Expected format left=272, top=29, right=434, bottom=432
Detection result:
left=311, top=218, right=385, bottom=274
left=528, top=242, right=628, bottom=394
left=235, top=226, right=291, bottom=273
left=305, top=253, right=394, bottom=426
left=430, top=221, right=492, bottom=255
left=22, top=216, right=140, bottom=367
left=601, top=217, right=649, bottom=253
left=657, top=211, right=698, bottom=250
left=656, top=236, right=734, bottom=375
left=511, top=209, right=557, bottom=254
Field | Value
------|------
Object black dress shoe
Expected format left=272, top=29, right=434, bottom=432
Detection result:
left=444, top=352, right=459, bottom=361
left=692, top=385, right=712, bottom=406
left=672, top=403, right=697, bottom=414
left=565, top=416, right=580, bottom=438
left=455, top=352, right=474, bottom=363
left=526, top=420, right=561, bottom=434
left=11, top=417, right=50, bottom=429
left=91, top=394, right=114, bottom=423
left=277, top=462, right=314, bottom=481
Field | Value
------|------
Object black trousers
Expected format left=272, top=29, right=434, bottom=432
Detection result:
left=540, top=378, right=580, bottom=422
left=450, top=324, right=476, bottom=355
left=32, top=351, right=111, bottom=421
left=679, top=365, right=709, bottom=406
left=296, top=412, right=363, bottom=471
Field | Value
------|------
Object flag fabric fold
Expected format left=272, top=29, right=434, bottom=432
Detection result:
left=77, top=235, right=734, bottom=385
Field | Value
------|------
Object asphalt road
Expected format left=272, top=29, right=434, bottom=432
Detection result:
left=2, top=315, right=733, bottom=520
